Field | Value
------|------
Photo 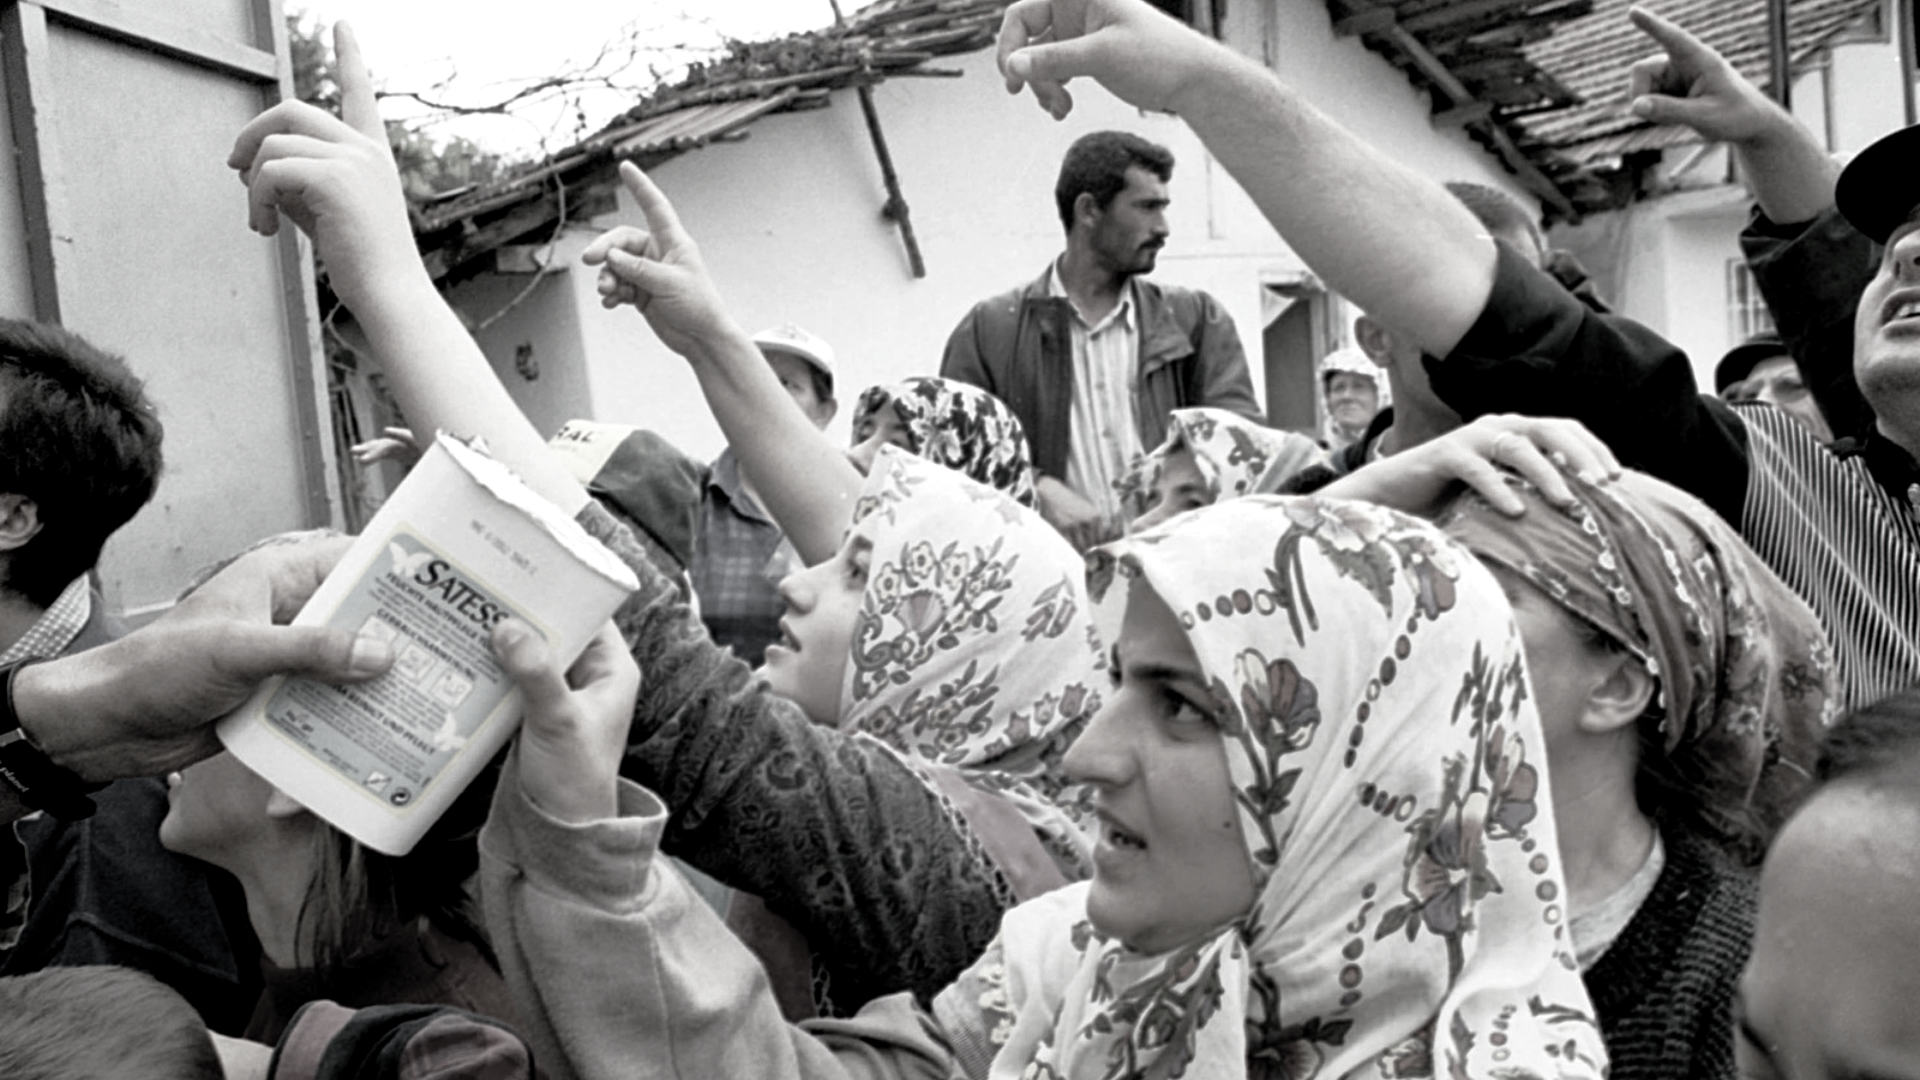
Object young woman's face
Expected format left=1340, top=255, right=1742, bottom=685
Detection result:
left=763, top=527, right=871, bottom=725
left=1064, top=582, right=1256, bottom=954
left=1130, top=445, right=1207, bottom=533
left=158, top=750, right=278, bottom=871
left=846, top=405, right=914, bottom=476
left=1490, top=567, right=1623, bottom=752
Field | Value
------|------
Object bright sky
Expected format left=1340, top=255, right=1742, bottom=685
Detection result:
left=297, top=0, right=879, bottom=157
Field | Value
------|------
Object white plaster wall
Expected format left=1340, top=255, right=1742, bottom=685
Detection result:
left=476, top=6, right=1538, bottom=461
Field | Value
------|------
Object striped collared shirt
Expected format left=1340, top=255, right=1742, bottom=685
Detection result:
left=1050, top=264, right=1144, bottom=540
left=1738, top=403, right=1920, bottom=710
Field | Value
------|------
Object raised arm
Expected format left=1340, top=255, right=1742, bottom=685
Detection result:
left=227, top=24, right=583, bottom=513
left=1624, top=6, right=1872, bottom=439
left=997, top=0, right=1497, bottom=356
left=584, top=165, right=863, bottom=566
left=1624, top=7, right=1839, bottom=226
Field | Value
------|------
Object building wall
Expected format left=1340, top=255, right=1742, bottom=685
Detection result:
left=460, top=3, right=1533, bottom=462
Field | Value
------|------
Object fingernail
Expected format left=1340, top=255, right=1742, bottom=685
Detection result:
left=349, top=634, right=393, bottom=675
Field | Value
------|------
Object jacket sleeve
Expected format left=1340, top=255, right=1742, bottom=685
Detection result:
left=940, top=303, right=997, bottom=396
left=1740, top=206, right=1878, bottom=442
left=1193, top=292, right=1262, bottom=422
left=1425, top=240, right=1752, bottom=525
left=479, top=757, right=964, bottom=1080
left=269, top=1001, right=534, bottom=1080
left=575, top=502, right=1017, bottom=1011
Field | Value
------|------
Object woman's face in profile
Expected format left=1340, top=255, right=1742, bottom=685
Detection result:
left=1066, top=582, right=1256, bottom=954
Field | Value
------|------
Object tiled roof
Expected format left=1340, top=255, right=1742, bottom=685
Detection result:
left=416, top=0, right=1008, bottom=282
left=1326, top=0, right=1883, bottom=219
left=1517, top=0, right=1884, bottom=169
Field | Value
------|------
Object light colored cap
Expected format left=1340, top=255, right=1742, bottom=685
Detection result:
left=1319, top=346, right=1377, bottom=379
left=751, top=323, right=835, bottom=380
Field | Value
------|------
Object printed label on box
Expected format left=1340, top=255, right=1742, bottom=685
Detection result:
left=256, top=528, right=531, bottom=810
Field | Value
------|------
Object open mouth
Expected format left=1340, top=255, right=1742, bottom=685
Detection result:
left=775, top=619, right=800, bottom=654
left=1882, top=294, right=1920, bottom=328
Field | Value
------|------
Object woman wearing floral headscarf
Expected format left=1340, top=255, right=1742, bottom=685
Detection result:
left=1115, top=406, right=1327, bottom=531
left=848, top=377, right=1039, bottom=507
left=480, top=495, right=1609, bottom=1080
left=1323, top=414, right=1835, bottom=1080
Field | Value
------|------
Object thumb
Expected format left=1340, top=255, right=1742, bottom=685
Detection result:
left=491, top=620, right=569, bottom=719
left=1629, top=92, right=1712, bottom=129
left=602, top=248, right=675, bottom=293
left=218, top=623, right=394, bottom=685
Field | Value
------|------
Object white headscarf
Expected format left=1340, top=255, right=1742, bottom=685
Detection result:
left=943, top=495, right=1608, bottom=1080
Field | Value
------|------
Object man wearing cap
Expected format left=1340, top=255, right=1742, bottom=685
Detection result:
left=1317, top=347, right=1383, bottom=453
left=940, top=130, right=1259, bottom=550
left=1714, top=333, right=1831, bottom=441
left=690, top=324, right=837, bottom=666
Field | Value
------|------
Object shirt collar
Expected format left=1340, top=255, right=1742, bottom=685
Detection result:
left=0, top=576, right=92, bottom=666
left=1048, top=260, right=1136, bottom=333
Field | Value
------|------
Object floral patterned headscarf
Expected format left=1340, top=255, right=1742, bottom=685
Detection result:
left=1114, top=407, right=1328, bottom=522
left=841, top=449, right=1102, bottom=857
left=946, top=496, right=1606, bottom=1080
left=1438, top=466, right=1834, bottom=856
left=853, top=377, right=1039, bottom=507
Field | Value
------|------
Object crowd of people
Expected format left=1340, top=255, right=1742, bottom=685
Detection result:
left=1, top=0, right=1917, bottom=1077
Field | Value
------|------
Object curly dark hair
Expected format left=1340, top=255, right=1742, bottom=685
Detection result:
left=0, top=319, right=163, bottom=607
left=1054, top=131, right=1175, bottom=233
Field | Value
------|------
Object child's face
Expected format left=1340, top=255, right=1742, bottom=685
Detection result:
left=1735, top=784, right=1920, bottom=1080
left=158, top=750, right=279, bottom=869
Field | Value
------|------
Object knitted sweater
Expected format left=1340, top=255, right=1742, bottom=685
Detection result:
left=1584, top=822, right=1754, bottom=1080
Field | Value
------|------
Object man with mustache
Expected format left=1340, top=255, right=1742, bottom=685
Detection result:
left=942, top=130, right=1258, bottom=550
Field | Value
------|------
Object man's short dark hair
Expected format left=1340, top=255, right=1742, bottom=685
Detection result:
left=0, top=319, right=163, bottom=608
left=0, top=965, right=221, bottom=1080
left=1055, top=131, right=1175, bottom=232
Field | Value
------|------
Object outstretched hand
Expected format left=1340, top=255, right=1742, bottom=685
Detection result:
left=996, top=0, right=1214, bottom=120
left=227, top=22, right=419, bottom=313
left=496, top=620, right=638, bottom=825
left=15, top=535, right=395, bottom=783
left=1320, top=414, right=1622, bottom=520
left=579, top=162, right=739, bottom=360
left=1624, top=6, right=1785, bottom=145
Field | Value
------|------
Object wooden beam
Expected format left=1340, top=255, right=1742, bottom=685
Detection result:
left=2, top=3, right=71, bottom=323
left=1333, top=7, right=1397, bottom=36
left=1400, top=0, right=1536, bottom=35
left=33, top=0, right=279, bottom=82
left=1433, top=100, right=1494, bottom=127
left=1377, top=22, right=1577, bottom=217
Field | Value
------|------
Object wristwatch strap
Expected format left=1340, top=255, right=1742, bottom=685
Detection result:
left=0, top=658, right=98, bottom=821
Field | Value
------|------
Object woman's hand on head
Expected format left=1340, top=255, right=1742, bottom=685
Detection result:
left=1320, top=414, right=1621, bottom=518
left=495, top=620, right=639, bottom=825
left=579, top=162, right=744, bottom=361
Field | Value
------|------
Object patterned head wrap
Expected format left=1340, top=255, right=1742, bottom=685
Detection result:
left=951, top=496, right=1606, bottom=1080
left=1438, top=466, right=1834, bottom=854
left=852, top=377, right=1039, bottom=507
left=841, top=446, right=1101, bottom=773
left=1115, top=407, right=1328, bottom=522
